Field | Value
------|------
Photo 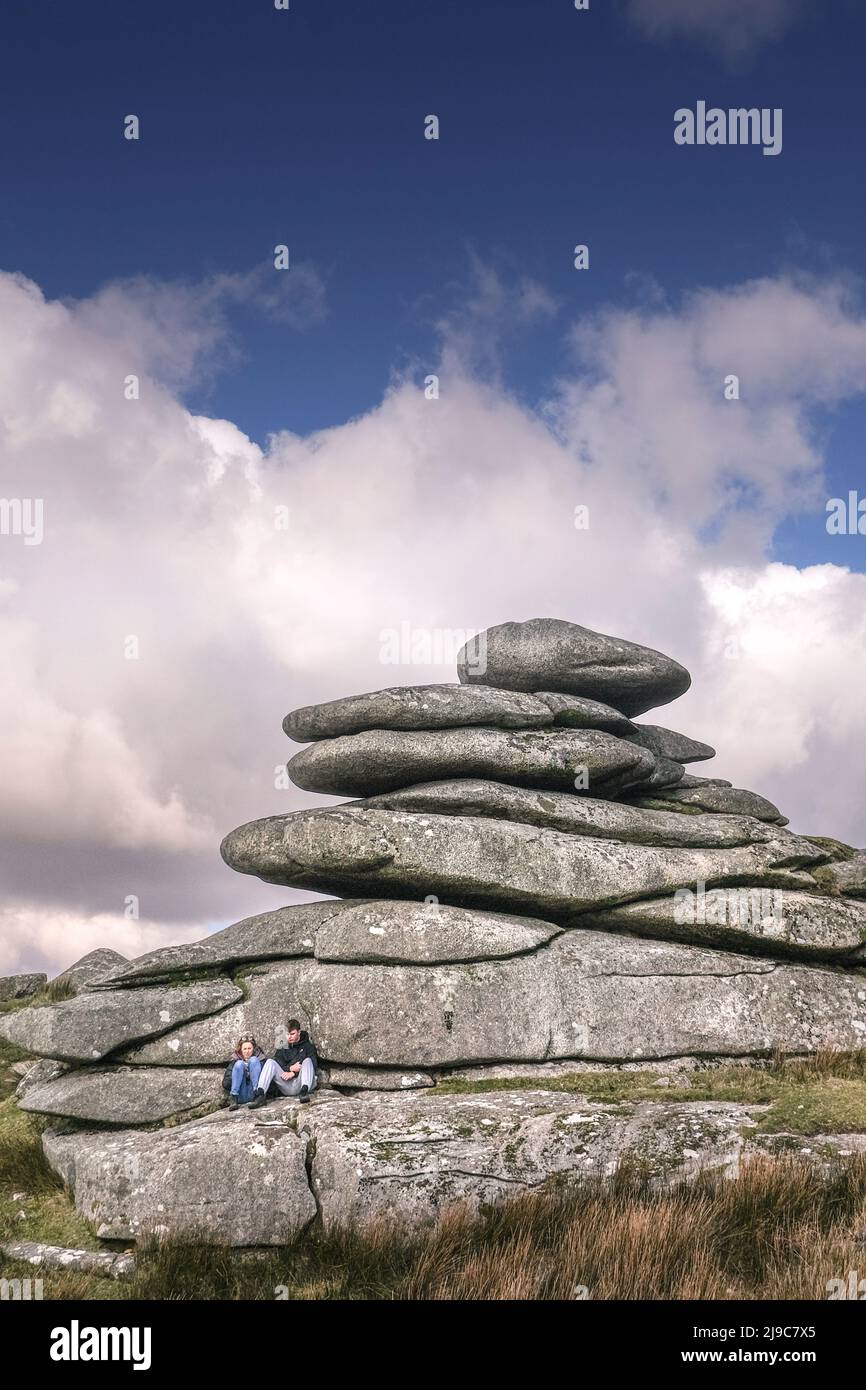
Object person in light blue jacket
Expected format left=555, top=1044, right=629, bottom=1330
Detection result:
left=227, top=1034, right=263, bottom=1110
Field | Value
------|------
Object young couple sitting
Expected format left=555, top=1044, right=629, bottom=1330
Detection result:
left=227, top=1018, right=318, bottom=1111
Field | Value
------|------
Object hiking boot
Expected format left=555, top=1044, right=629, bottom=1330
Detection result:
left=227, top=1096, right=239, bottom=1112
left=298, top=1085, right=310, bottom=1104
left=248, top=1090, right=267, bottom=1109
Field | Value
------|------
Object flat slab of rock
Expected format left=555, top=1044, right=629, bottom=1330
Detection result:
left=0, top=973, right=46, bottom=1002
left=0, top=1241, right=134, bottom=1280
left=314, top=901, right=559, bottom=964
left=284, top=685, right=558, bottom=740
left=0, top=979, right=242, bottom=1061
left=457, top=618, right=691, bottom=717
left=120, top=961, right=316, bottom=1065
left=41, top=1086, right=866, bottom=1244
left=359, top=780, right=779, bottom=849
left=287, top=726, right=657, bottom=798
left=51, top=949, right=129, bottom=995
left=633, top=785, right=787, bottom=824
left=123, top=929, right=866, bottom=1068
left=95, top=901, right=358, bottom=990
left=302, top=1091, right=748, bottom=1229
left=627, top=724, right=715, bottom=764
left=221, top=807, right=823, bottom=918
left=42, top=1102, right=316, bottom=1245
left=19, top=1066, right=222, bottom=1125
left=583, top=890, right=866, bottom=963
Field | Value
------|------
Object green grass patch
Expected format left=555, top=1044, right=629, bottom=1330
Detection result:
left=802, top=835, right=856, bottom=862
left=429, top=1050, right=866, bottom=1136
left=0, top=1094, right=102, bottom=1253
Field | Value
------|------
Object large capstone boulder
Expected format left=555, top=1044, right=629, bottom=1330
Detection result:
left=286, top=726, right=658, bottom=798
left=582, top=890, right=866, bottom=963
left=120, top=930, right=866, bottom=1069
left=42, top=1101, right=317, bottom=1244
left=0, top=973, right=46, bottom=1002
left=457, top=618, right=691, bottom=717
left=220, top=807, right=823, bottom=917
left=19, top=1066, right=222, bottom=1125
left=359, top=780, right=781, bottom=849
left=0, top=979, right=242, bottom=1061
left=51, top=949, right=128, bottom=995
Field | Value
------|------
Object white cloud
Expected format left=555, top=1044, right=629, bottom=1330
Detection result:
left=0, top=905, right=205, bottom=979
left=72, top=259, right=327, bottom=390
left=1, top=264, right=865, bottom=976
left=626, top=0, right=807, bottom=60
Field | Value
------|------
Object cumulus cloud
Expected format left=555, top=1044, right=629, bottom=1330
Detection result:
left=1, top=263, right=866, bottom=975
left=626, top=0, right=807, bottom=61
left=73, top=258, right=327, bottom=390
left=551, top=276, right=866, bottom=543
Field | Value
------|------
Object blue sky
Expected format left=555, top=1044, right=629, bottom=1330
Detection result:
left=2, top=0, right=866, bottom=972
left=0, top=2, right=861, bottom=435
left=3, top=0, right=863, bottom=566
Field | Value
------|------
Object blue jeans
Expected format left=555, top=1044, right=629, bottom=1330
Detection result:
left=231, top=1057, right=262, bottom=1102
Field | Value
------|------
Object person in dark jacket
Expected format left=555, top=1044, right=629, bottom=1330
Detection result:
left=248, top=1019, right=318, bottom=1107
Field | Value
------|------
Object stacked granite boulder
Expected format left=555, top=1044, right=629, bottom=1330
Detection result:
left=5, top=618, right=866, bottom=1244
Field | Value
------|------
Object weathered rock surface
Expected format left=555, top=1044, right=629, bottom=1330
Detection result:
left=532, top=692, right=636, bottom=733
left=457, top=618, right=691, bottom=716
left=0, top=973, right=46, bottom=1002
left=41, top=1085, right=866, bottom=1244
left=14, top=1058, right=70, bottom=1100
left=359, top=779, right=781, bottom=849
left=121, top=931, right=866, bottom=1069
left=286, top=726, right=658, bottom=798
left=302, top=1091, right=750, bottom=1229
left=633, top=785, right=787, bottom=824
left=627, top=724, right=715, bottom=764
left=815, top=851, right=866, bottom=899
left=19, top=1066, right=222, bottom=1125
left=0, top=1241, right=135, bottom=1280
left=0, top=979, right=242, bottom=1061
left=583, top=890, right=866, bottom=962
left=639, top=756, right=687, bottom=790
left=42, top=1102, right=317, bottom=1244
left=672, top=773, right=732, bottom=789
left=314, top=901, right=559, bottom=965
left=327, top=1065, right=434, bottom=1090
left=120, top=962, right=313, bottom=1065
left=221, top=807, right=822, bottom=918
left=94, top=901, right=357, bottom=990
left=51, top=949, right=128, bottom=995
left=284, top=684, right=558, bottom=740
